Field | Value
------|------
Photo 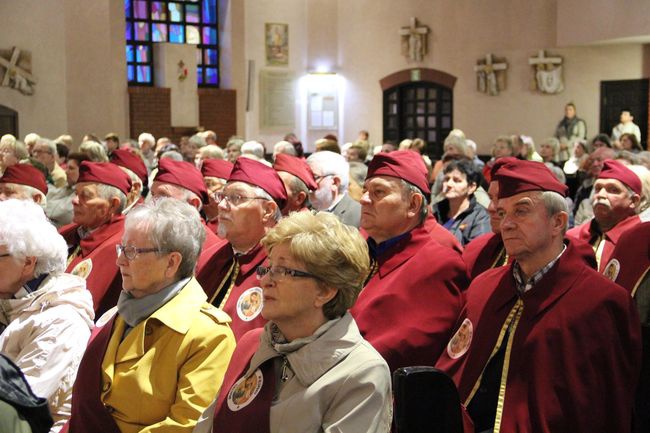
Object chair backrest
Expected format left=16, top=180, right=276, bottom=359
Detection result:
left=393, top=366, right=463, bottom=433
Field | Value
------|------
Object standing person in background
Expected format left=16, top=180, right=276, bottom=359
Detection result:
left=555, top=102, right=587, bottom=161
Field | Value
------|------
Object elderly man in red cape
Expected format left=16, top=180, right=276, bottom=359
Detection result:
left=151, top=158, right=224, bottom=254
left=462, top=158, right=518, bottom=279
left=59, top=162, right=131, bottom=317
left=196, top=158, right=287, bottom=340
left=350, top=150, right=468, bottom=373
left=0, top=163, right=48, bottom=205
left=201, top=158, right=233, bottom=234
left=436, top=159, right=641, bottom=433
left=273, top=153, right=317, bottom=214
left=567, top=159, right=643, bottom=271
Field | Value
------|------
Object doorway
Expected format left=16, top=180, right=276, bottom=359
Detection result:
left=0, top=105, right=18, bottom=137
left=600, top=79, right=648, bottom=149
left=381, top=68, right=456, bottom=159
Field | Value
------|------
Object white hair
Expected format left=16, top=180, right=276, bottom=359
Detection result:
left=79, top=140, right=108, bottom=162
left=628, top=164, right=650, bottom=213
left=0, top=199, right=67, bottom=277
left=241, top=141, right=266, bottom=159
left=24, top=133, right=41, bottom=147
left=4, top=183, right=47, bottom=208
left=306, top=151, right=349, bottom=193
left=138, top=132, right=155, bottom=146
left=254, top=186, right=282, bottom=222
left=35, top=137, right=58, bottom=158
left=1, top=134, right=16, bottom=147
left=200, top=145, right=225, bottom=160
left=126, top=198, right=206, bottom=278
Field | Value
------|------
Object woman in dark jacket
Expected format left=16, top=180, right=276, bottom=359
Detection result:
left=433, top=159, right=491, bottom=246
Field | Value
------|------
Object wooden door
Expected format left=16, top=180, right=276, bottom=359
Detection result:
left=600, top=79, right=648, bottom=148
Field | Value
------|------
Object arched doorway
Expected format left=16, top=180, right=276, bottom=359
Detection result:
left=0, top=105, right=18, bottom=137
left=380, top=68, right=456, bottom=159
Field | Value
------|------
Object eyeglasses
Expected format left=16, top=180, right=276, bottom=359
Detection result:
left=115, top=244, right=164, bottom=261
left=0, top=253, right=11, bottom=258
left=215, top=191, right=268, bottom=207
left=256, top=265, right=320, bottom=281
left=314, top=174, right=333, bottom=184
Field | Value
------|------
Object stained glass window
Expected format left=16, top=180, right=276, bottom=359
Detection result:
left=125, top=0, right=219, bottom=86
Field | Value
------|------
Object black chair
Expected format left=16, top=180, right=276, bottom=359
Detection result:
left=393, top=366, right=463, bottom=433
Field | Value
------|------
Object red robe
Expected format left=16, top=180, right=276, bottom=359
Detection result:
left=606, top=221, right=650, bottom=297
left=59, top=216, right=125, bottom=318
left=350, top=225, right=468, bottom=373
left=423, top=213, right=463, bottom=254
left=462, top=232, right=506, bottom=280
left=436, top=239, right=641, bottom=433
left=196, top=243, right=267, bottom=340
left=566, top=214, right=641, bottom=272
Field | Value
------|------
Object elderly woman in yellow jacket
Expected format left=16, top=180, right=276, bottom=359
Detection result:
left=66, top=198, right=236, bottom=433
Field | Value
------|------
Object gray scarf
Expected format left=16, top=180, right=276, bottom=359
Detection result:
left=117, top=277, right=190, bottom=330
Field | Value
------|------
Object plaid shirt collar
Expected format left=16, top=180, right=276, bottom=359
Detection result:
left=512, top=245, right=566, bottom=293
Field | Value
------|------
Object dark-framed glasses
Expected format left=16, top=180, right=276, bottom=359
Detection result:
left=214, top=191, right=268, bottom=207
left=256, top=265, right=320, bottom=281
left=314, top=174, right=333, bottom=184
left=115, top=244, right=163, bottom=261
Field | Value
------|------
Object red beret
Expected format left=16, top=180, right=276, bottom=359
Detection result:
left=110, top=148, right=148, bottom=184
left=154, top=159, right=209, bottom=203
left=201, top=159, right=233, bottom=180
left=494, top=159, right=569, bottom=198
left=228, top=157, right=287, bottom=208
left=78, top=162, right=132, bottom=195
left=598, top=159, right=642, bottom=194
left=0, top=164, right=47, bottom=195
left=490, top=157, right=519, bottom=180
left=273, top=154, right=318, bottom=191
left=366, top=150, right=430, bottom=195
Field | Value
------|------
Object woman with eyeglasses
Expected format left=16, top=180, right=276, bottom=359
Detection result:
left=66, top=198, right=236, bottom=433
left=203, top=211, right=392, bottom=433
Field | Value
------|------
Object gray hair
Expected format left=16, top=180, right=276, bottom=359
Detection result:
left=0, top=199, right=67, bottom=277
left=400, top=179, right=428, bottom=224
left=0, top=138, right=28, bottom=160
left=626, top=165, right=649, bottom=213
left=160, top=150, right=184, bottom=161
left=189, top=134, right=207, bottom=149
left=200, top=145, right=225, bottom=160
left=36, top=138, right=58, bottom=158
left=541, top=191, right=569, bottom=235
left=254, top=186, right=282, bottom=222
left=241, top=141, right=266, bottom=159
left=306, top=151, right=349, bottom=193
left=22, top=184, right=47, bottom=209
left=125, top=198, right=206, bottom=279
left=96, top=183, right=127, bottom=214
left=80, top=140, right=109, bottom=162
left=118, top=166, right=143, bottom=189
left=285, top=174, right=311, bottom=209
left=24, top=133, right=41, bottom=147
left=138, top=133, right=155, bottom=146
left=273, top=141, right=297, bottom=159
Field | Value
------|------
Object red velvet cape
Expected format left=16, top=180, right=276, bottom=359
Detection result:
left=436, top=239, right=641, bottom=433
left=462, top=232, right=506, bottom=280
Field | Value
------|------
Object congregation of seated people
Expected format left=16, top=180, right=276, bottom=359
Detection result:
left=0, top=112, right=648, bottom=433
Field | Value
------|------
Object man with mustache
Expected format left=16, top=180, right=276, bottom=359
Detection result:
left=567, top=159, right=643, bottom=271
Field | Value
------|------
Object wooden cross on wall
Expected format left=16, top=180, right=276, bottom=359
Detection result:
left=474, top=53, right=508, bottom=96
left=399, top=17, right=430, bottom=62
left=528, top=49, right=564, bottom=94
left=0, top=47, right=37, bottom=95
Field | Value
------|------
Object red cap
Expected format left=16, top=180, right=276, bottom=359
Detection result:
left=110, top=148, right=148, bottom=184
left=228, top=157, right=287, bottom=208
left=154, top=159, right=209, bottom=203
left=490, top=157, right=518, bottom=180
left=201, top=159, right=233, bottom=180
left=366, top=150, right=430, bottom=194
left=598, top=159, right=642, bottom=194
left=78, top=162, right=132, bottom=195
left=0, top=164, right=47, bottom=195
left=273, top=154, right=318, bottom=191
left=494, top=159, right=569, bottom=198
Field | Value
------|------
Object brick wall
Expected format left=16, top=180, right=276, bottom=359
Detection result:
left=128, top=87, right=237, bottom=147
left=128, top=87, right=172, bottom=141
left=198, top=88, right=237, bottom=147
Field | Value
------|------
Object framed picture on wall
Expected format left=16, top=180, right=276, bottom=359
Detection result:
left=265, top=23, right=289, bottom=66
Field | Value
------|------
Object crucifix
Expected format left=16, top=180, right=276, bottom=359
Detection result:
left=0, top=47, right=37, bottom=95
left=399, top=17, right=430, bottom=62
left=528, top=49, right=564, bottom=94
left=474, top=53, right=508, bottom=96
